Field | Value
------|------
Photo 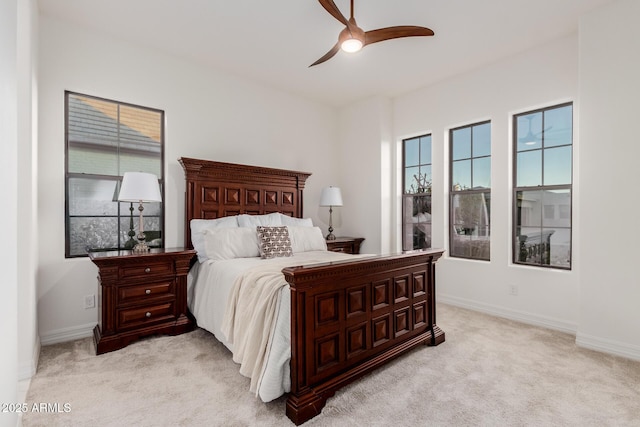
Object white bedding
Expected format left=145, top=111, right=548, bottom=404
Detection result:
left=187, top=250, right=367, bottom=402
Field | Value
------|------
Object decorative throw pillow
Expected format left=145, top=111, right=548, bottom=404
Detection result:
left=256, top=226, right=293, bottom=259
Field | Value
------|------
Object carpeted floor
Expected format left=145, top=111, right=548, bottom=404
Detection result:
left=22, top=304, right=640, bottom=426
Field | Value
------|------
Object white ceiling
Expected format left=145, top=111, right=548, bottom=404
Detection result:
left=37, top=0, right=614, bottom=107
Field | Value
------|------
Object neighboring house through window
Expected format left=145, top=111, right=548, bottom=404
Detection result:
left=65, top=91, right=164, bottom=257
left=402, top=134, right=432, bottom=251
left=513, top=102, right=572, bottom=269
left=450, top=121, right=491, bottom=260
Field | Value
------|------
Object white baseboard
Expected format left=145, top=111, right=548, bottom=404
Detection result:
left=576, top=332, right=640, bottom=362
left=437, top=294, right=578, bottom=335
left=438, top=294, right=640, bottom=361
left=18, top=336, right=40, bottom=381
left=40, top=322, right=96, bottom=346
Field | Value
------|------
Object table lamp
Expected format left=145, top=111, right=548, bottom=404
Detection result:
left=117, top=172, right=162, bottom=253
left=319, top=186, right=343, bottom=240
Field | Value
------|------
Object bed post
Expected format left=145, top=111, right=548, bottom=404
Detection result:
left=429, top=261, right=446, bottom=346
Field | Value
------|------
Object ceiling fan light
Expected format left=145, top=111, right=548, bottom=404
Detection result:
left=341, top=38, right=363, bottom=53
left=338, top=23, right=365, bottom=53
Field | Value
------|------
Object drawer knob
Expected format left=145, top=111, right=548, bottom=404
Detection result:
left=145, top=289, right=151, bottom=295
left=145, top=267, right=151, bottom=273
left=145, top=312, right=151, bottom=318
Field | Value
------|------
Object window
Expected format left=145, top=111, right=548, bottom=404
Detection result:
left=513, top=103, right=572, bottom=269
left=402, top=134, right=432, bottom=251
left=65, top=92, right=164, bottom=257
left=449, top=121, right=491, bottom=260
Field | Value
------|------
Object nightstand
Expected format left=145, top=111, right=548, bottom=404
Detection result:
left=89, top=247, right=196, bottom=355
left=326, top=237, right=365, bottom=254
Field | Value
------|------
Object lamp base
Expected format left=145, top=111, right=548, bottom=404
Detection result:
left=132, top=235, right=151, bottom=253
left=132, top=219, right=150, bottom=253
left=132, top=242, right=151, bottom=253
left=326, top=223, right=336, bottom=241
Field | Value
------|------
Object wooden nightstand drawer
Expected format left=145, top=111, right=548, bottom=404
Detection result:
left=119, top=261, right=174, bottom=280
left=326, top=237, right=365, bottom=254
left=118, top=301, right=175, bottom=330
left=117, top=280, right=174, bottom=305
left=328, top=244, right=351, bottom=253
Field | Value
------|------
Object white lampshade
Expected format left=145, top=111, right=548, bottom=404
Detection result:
left=118, top=172, right=162, bottom=203
left=319, top=186, right=343, bottom=207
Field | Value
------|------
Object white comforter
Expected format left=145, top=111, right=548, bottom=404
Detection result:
left=187, top=251, right=365, bottom=402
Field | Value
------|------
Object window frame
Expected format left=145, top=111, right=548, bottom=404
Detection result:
left=64, top=91, right=165, bottom=258
left=512, top=102, right=573, bottom=270
left=449, top=120, right=491, bottom=261
left=401, top=134, right=432, bottom=251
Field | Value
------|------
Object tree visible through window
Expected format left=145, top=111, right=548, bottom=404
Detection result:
left=450, top=121, right=491, bottom=260
left=513, top=103, right=572, bottom=269
left=402, top=134, right=432, bottom=251
left=65, top=92, right=164, bottom=257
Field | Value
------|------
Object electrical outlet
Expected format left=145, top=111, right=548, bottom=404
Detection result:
left=509, top=284, right=519, bottom=296
left=84, top=294, right=95, bottom=309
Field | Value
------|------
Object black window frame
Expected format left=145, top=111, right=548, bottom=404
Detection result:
left=64, top=91, right=165, bottom=258
left=402, top=134, right=432, bottom=251
left=449, top=120, right=491, bottom=261
left=512, top=102, right=573, bottom=270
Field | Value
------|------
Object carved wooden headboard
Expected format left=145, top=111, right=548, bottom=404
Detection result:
left=178, top=157, right=311, bottom=249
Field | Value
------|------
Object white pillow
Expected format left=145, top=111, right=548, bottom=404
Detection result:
left=191, top=216, right=239, bottom=262
left=288, top=226, right=327, bottom=253
left=237, top=212, right=283, bottom=228
left=279, top=214, right=313, bottom=227
left=202, top=227, right=260, bottom=260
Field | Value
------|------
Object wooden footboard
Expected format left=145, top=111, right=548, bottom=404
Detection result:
left=282, top=249, right=445, bottom=425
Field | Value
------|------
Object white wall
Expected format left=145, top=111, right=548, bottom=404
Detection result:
left=392, top=35, right=580, bottom=333
left=37, top=15, right=340, bottom=343
left=17, top=0, right=40, bottom=383
left=0, top=0, right=20, bottom=424
left=337, top=96, right=393, bottom=254
left=577, top=0, right=640, bottom=359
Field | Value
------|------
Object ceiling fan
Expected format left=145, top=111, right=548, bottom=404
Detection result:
left=310, top=0, right=435, bottom=67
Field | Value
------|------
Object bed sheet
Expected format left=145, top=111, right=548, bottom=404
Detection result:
left=187, top=250, right=365, bottom=402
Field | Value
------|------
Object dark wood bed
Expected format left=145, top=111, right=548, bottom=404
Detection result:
left=179, top=157, right=445, bottom=425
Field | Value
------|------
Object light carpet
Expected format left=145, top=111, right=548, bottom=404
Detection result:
left=22, top=304, right=640, bottom=426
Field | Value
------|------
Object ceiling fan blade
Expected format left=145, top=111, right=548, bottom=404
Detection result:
left=364, top=26, right=434, bottom=46
left=309, top=42, right=340, bottom=67
left=318, top=0, right=349, bottom=27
